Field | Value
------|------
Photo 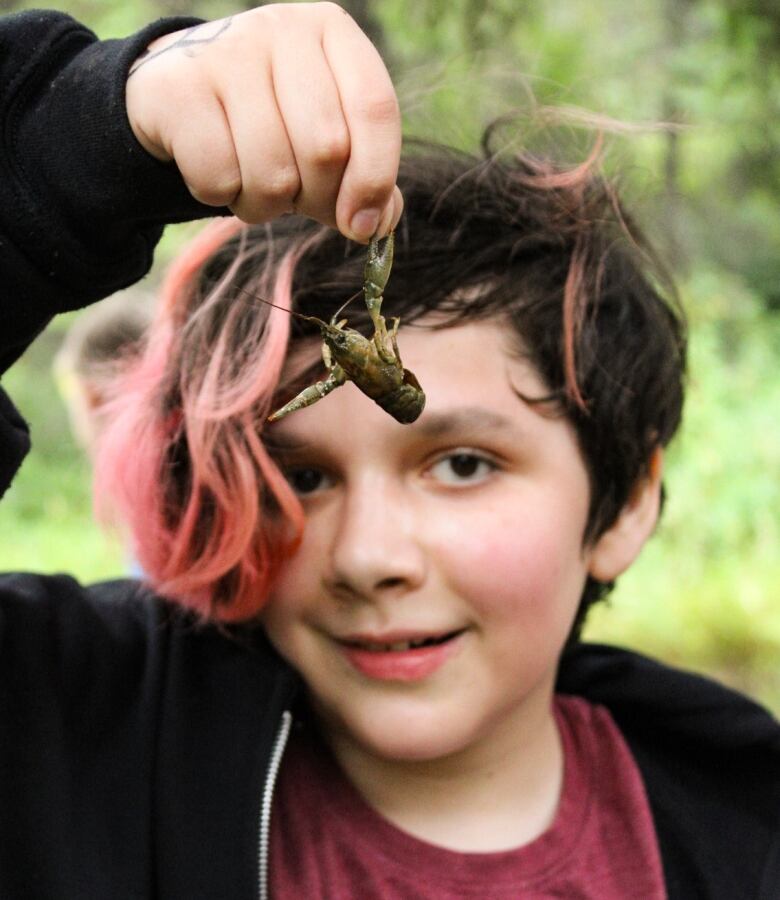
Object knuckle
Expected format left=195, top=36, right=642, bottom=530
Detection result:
left=359, top=92, right=400, bottom=128
left=229, top=202, right=263, bottom=226
left=213, top=173, right=243, bottom=205
left=264, top=166, right=302, bottom=205
left=229, top=166, right=301, bottom=225
left=306, top=127, right=350, bottom=169
left=229, top=203, right=264, bottom=226
left=186, top=170, right=242, bottom=207
left=354, top=172, right=395, bottom=205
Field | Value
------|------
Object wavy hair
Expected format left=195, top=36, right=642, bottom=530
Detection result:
left=96, top=123, right=686, bottom=630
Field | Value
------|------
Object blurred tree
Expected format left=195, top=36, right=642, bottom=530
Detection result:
left=660, top=0, right=692, bottom=272
left=1, top=0, right=777, bottom=304
left=154, top=0, right=249, bottom=12
left=376, top=0, right=780, bottom=306
left=341, top=0, right=386, bottom=53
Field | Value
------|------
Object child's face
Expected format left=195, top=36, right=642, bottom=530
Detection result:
left=262, top=321, right=610, bottom=763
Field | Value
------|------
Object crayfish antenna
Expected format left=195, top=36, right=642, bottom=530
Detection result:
left=330, top=289, right=362, bottom=325
left=232, top=285, right=329, bottom=327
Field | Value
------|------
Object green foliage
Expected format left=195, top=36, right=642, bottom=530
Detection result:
left=585, top=274, right=780, bottom=711
left=379, top=0, right=780, bottom=297
left=1, top=320, right=125, bottom=580
left=4, top=0, right=246, bottom=35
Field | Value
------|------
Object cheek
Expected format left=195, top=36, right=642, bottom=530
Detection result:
left=434, top=504, right=587, bottom=636
left=268, top=553, right=309, bottom=608
left=262, top=539, right=322, bottom=650
left=268, top=511, right=330, bottom=598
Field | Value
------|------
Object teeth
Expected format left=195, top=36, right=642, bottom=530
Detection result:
left=355, top=636, right=444, bottom=652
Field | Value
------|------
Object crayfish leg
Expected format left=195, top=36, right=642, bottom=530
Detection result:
left=371, top=314, right=396, bottom=364
left=268, top=365, right=347, bottom=422
left=388, top=317, right=403, bottom=366
left=363, top=232, right=394, bottom=353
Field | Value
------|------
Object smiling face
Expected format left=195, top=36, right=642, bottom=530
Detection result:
left=262, top=320, right=648, bottom=767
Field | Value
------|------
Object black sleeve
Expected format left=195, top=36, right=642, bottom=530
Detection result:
left=0, top=10, right=226, bottom=497
left=0, top=574, right=298, bottom=898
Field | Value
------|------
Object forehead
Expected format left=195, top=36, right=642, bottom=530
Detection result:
left=270, top=319, right=560, bottom=446
left=398, top=320, right=528, bottom=394
left=283, top=313, right=520, bottom=370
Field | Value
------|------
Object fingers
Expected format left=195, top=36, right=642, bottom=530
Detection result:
left=320, top=8, right=402, bottom=240
left=126, top=3, right=403, bottom=241
left=217, top=59, right=302, bottom=223
left=240, top=3, right=402, bottom=239
left=126, top=24, right=246, bottom=207
left=265, top=21, right=351, bottom=228
left=166, top=96, right=244, bottom=208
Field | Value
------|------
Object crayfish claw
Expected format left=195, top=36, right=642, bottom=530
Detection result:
left=363, top=231, right=394, bottom=304
left=268, top=365, right=347, bottom=422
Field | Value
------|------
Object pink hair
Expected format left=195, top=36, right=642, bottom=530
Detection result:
left=512, top=134, right=605, bottom=410
left=95, top=218, right=305, bottom=622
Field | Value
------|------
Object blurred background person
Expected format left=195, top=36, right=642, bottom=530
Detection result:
left=53, top=292, right=152, bottom=459
left=53, top=292, right=152, bottom=577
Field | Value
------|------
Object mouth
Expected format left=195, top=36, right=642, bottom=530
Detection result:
left=341, top=630, right=464, bottom=653
left=336, top=629, right=466, bottom=682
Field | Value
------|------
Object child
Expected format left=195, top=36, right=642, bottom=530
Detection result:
left=0, top=5, right=777, bottom=900
left=53, top=292, right=152, bottom=576
left=53, top=291, right=151, bottom=458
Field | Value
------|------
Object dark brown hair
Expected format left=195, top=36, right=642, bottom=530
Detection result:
left=100, top=123, right=686, bottom=631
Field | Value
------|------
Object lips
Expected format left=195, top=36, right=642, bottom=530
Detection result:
left=337, top=629, right=465, bottom=681
left=345, top=631, right=459, bottom=652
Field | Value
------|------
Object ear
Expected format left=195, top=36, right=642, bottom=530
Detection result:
left=587, top=448, right=663, bottom=582
left=82, top=380, right=107, bottom=414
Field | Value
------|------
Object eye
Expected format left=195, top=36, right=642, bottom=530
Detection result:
left=284, top=467, right=333, bottom=496
left=427, top=452, right=497, bottom=486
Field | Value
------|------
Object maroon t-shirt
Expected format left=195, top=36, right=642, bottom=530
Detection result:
left=270, top=695, right=666, bottom=898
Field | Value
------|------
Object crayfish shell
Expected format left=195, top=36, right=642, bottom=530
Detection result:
left=375, top=370, right=426, bottom=424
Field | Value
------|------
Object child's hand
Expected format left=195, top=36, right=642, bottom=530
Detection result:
left=125, top=2, right=402, bottom=242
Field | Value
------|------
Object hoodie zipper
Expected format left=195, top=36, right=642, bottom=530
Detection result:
left=258, top=709, right=293, bottom=900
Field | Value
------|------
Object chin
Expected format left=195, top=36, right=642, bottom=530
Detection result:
left=332, top=704, right=476, bottom=764
left=358, top=729, right=462, bottom=763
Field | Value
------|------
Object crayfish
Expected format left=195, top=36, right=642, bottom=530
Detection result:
left=268, top=232, right=426, bottom=424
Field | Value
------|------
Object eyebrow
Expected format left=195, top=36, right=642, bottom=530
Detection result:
left=264, top=407, right=518, bottom=452
left=263, top=432, right=314, bottom=454
left=411, top=407, right=518, bottom=439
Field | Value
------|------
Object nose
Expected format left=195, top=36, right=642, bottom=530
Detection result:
left=325, top=475, right=426, bottom=602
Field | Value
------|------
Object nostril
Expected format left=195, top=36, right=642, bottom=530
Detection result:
left=376, top=576, right=406, bottom=590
